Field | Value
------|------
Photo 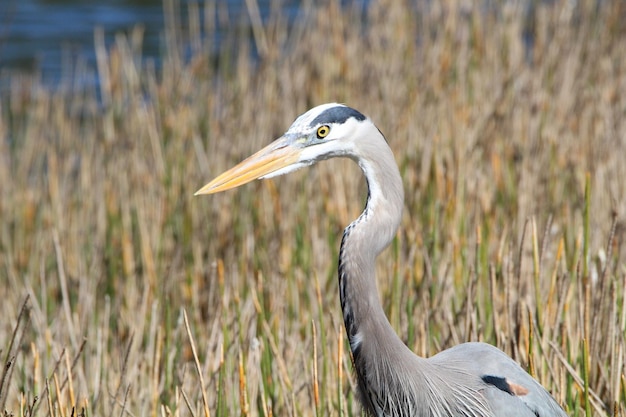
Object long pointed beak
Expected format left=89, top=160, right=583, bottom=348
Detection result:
left=195, top=136, right=302, bottom=195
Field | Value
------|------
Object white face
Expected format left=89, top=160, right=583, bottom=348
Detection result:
left=195, top=103, right=383, bottom=195
left=261, top=103, right=372, bottom=178
left=195, top=103, right=378, bottom=194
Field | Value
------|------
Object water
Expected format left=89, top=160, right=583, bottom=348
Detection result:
left=0, top=0, right=542, bottom=87
left=0, top=0, right=284, bottom=86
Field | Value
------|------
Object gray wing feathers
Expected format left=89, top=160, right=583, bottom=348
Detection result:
left=429, top=342, right=568, bottom=417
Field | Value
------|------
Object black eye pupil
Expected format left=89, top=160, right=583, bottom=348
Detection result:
left=318, top=125, right=330, bottom=138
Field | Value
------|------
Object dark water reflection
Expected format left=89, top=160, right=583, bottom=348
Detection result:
left=0, top=0, right=543, bottom=88
left=0, top=0, right=282, bottom=86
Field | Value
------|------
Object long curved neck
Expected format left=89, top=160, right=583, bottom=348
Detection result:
left=337, top=131, right=427, bottom=414
left=338, top=132, right=406, bottom=355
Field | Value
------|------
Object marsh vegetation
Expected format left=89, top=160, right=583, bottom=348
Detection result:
left=1, top=0, right=625, bottom=415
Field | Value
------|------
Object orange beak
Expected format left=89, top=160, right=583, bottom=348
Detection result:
left=195, top=137, right=302, bottom=195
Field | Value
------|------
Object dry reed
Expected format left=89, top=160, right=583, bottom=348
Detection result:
left=1, top=0, right=625, bottom=415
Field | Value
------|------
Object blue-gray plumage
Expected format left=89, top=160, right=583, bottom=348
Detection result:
left=310, top=105, right=367, bottom=127
left=196, top=103, right=569, bottom=417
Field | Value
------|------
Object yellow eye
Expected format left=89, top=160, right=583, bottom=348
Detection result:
left=317, top=125, right=331, bottom=139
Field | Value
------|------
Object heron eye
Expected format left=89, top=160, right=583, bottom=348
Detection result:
left=316, top=125, right=331, bottom=139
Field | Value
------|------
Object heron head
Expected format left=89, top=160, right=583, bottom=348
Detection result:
left=195, top=103, right=373, bottom=195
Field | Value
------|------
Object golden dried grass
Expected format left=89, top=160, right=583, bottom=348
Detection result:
left=1, top=0, right=625, bottom=415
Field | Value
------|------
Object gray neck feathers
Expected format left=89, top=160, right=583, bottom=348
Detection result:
left=337, top=129, right=426, bottom=412
left=339, top=130, right=436, bottom=415
left=338, top=128, right=404, bottom=349
left=332, top=121, right=503, bottom=417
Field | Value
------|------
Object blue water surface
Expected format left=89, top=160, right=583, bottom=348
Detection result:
left=0, top=0, right=288, bottom=85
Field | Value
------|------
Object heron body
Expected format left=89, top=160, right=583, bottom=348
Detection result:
left=196, top=103, right=568, bottom=416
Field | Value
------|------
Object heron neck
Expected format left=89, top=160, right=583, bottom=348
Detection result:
left=337, top=139, right=405, bottom=354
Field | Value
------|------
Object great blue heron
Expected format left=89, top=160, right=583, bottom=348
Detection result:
left=196, top=103, right=568, bottom=416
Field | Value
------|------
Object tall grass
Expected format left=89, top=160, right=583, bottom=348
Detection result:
left=1, top=0, right=625, bottom=415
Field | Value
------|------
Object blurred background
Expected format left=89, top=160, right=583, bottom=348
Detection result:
left=1, top=0, right=625, bottom=416
left=0, top=0, right=303, bottom=86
